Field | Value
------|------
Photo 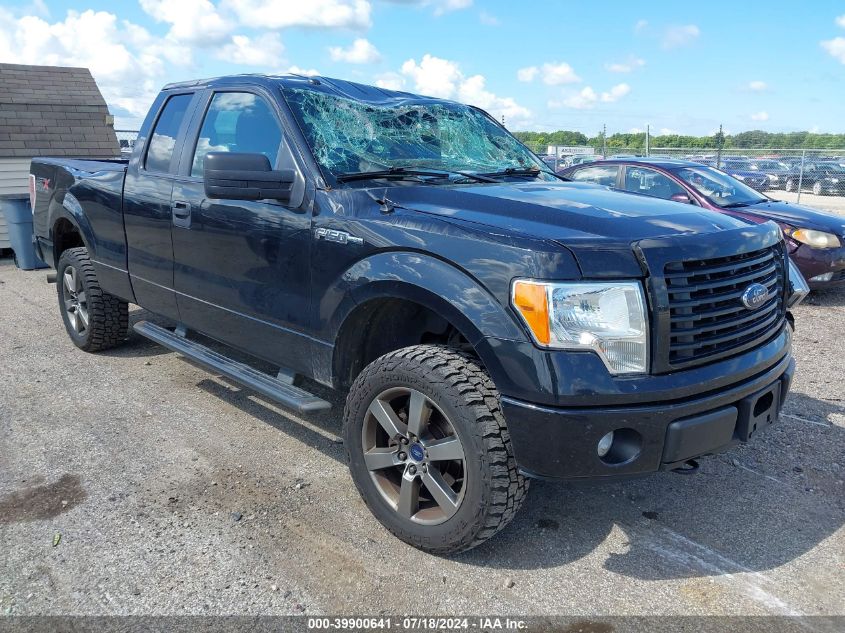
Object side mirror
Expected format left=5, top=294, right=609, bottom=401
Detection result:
left=670, top=192, right=692, bottom=204
left=204, top=152, right=295, bottom=202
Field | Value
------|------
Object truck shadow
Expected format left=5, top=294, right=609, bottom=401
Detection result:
left=802, top=285, right=845, bottom=307
left=457, top=391, right=844, bottom=578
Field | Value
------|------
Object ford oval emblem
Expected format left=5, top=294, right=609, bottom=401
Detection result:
left=741, top=283, right=770, bottom=310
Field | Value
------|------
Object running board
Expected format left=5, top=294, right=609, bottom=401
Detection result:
left=133, top=321, right=332, bottom=413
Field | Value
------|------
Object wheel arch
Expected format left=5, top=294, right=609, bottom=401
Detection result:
left=325, top=252, right=525, bottom=390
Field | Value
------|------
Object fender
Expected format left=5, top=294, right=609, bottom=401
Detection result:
left=316, top=251, right=528, bottom=388
left=49, top=191, right=96, bottom=257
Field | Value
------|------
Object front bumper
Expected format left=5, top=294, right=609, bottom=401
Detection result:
left=789, top=243, right=845, bottom=288
left=502, top=352, right=795, bottom=480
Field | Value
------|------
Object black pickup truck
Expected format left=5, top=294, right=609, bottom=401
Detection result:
left=31, top=74, right=800, bottom=554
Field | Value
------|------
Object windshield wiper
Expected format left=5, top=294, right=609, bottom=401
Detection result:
left=478, top=167, right=546, bottom=180
left=719, top=201, right=752, bottom=208
left=336, top=167, right=496, bottom=184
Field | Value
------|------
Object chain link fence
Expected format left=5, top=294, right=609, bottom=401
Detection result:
left=532, top=144, right=845, bottom=215
left=116, top=129, right=139, bottom=157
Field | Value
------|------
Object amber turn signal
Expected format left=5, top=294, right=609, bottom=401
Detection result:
left=512, top=280, right=551, bottom=345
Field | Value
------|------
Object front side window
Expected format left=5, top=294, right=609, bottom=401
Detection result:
left=282, top=86, right=549, bottom=181
left=569, top=165, right=619, bottom=187
left=146, top=93, right=193, bottom=173
left=623, top=167, right=686, bottom=200
left=191, top=92, right=283, bottom=177
left=673, top=166, right=767, bottom=208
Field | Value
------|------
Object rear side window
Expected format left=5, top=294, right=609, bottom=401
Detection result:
left=191, top=92, right=283, bottom=177
left=570, top=165, right=619, bottom=187
left=145, top=93, right=193, bottom=173
left=623, top=167, right=687, bottom=200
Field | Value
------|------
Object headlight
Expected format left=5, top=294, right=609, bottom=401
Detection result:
left=788, top=228, right=841, bottom=249
left=511, top=280, right=649, bottom=374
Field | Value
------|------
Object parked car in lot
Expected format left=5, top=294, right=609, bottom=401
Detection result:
left=31, top=75, right=801, bottom=554
left=560, top=158, right=845, bottom=287
left=719, top=159, right=770, bottom=191
left=749, top=159, right=792, bottom=190
left=784, top=161, right=845, bottom=196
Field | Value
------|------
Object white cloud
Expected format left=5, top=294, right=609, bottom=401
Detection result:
left=662, top=24, right=700, bottom=49
left=659, top=128, right=679, bottom=136
left=286, top=65, right=321, bottom=76
left=223, top=0, right=372, bottom=30
left=374, top=72, right=405, bottom=90
left=0, top=9, right=180, bottom=121
left=836, top=15, right=845, bottom=28
left=601, top=83, right=630, bottom=102
left=629, top=127, right=643, bottom=134
left=400, top=54, right=530, bottom=123
left=540, top=61, right=581, bottom=85
left=139, top=0, right=229, bottom=44
left=329, top=38, right=380, bottom=63
left=479, top=10, right=499, bottom=26
left=751, top=111, right=770, bottom=122
left=433, top=0, right=472, bottom=16
left=554, top=83, right=630, bottom=110
left=517, top=66, right=538, bottom=82
left=605, top=56, right=645, bottom=73
left=561, top=87, right=598, bottom=110
left=634, top=19, right=648, bottom=33
left=748, top=80, right=767, bottom=91
left=821, top=37, right=845, bottom=64
left=400, top=54, right=463, bottom=98
left=219, top=33, right=284, bottom=66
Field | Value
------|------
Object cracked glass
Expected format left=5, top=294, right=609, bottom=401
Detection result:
left=282, top=86, right=546, bottom=180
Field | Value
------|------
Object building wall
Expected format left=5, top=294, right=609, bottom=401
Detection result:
left=0, top=157, right=30, bottom=197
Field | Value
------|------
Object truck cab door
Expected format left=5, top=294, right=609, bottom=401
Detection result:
left=170, top=89, right=313, bottom=375
left=123, top=91, right=199, bottom=321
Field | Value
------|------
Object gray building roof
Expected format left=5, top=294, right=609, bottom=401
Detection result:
left=0, top=63, right=120, bottom=159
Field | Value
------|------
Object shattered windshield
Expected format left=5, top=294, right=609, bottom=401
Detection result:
left=282, top=86, right=550, bottom=182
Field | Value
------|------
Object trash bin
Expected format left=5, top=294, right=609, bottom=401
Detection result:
left=0, top=196, right=48, bottom=270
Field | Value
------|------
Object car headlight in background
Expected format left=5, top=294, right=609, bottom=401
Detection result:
left=788, top=228, right=841, bottom=249
left=511, top=280, right=649, bottom=374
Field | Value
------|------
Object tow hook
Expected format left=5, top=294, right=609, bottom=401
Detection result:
left=46, top=272, right=57, bottom=284
left=671, top=459, right=700, bottom=475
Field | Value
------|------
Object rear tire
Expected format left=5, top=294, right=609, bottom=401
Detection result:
left=57, top=247, right=128, bottom=352
left=343, top=345, right=528, bottom=555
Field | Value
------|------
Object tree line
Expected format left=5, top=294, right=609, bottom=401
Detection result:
left=513, top=129, right=845, bottom=150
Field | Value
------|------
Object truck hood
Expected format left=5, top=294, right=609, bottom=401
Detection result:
left=383, top=181, right=750, bottom=246
left=745, top=200, right=845, bottom=235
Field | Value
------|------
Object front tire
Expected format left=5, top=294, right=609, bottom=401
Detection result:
left=343, top=345, right=528, bottom=555
left=812, top=181, right=823, bottom=196
left=785, top=178, right=795, bottom=192
left=57, top=247, right=128, bottom=352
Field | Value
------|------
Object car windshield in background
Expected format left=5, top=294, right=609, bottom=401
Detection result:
left=672, top=166, right=768, bottom=208
left=282, top=86, right=552, bottom=183
left=753, top=161, right=789, bottom=171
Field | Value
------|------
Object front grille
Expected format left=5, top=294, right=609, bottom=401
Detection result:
left=664, top=245, right=785, bottom=366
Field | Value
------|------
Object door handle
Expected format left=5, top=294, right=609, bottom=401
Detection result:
left=172, top=201, right=191, bottom=218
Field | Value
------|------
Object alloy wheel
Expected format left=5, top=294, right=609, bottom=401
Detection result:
left=63, top=265, right=89, bottom=335
left=362, top=387, right=466, bottom=525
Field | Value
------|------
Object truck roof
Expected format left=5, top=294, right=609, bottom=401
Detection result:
left=162, top=73, right=449, bottom=106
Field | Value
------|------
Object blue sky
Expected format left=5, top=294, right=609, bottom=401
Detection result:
left=1, top=0, right=844, bottom=135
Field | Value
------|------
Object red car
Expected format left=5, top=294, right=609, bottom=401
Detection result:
left=559, top=158, right=845, bottom=288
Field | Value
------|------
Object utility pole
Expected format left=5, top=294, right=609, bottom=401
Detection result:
left=602, top=124, right=607, bottom=158
left=716, top=124, right=724, bottom=169
left=645, top=124, right=650, bottom=157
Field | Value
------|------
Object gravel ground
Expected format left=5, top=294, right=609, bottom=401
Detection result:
left=0, top=257, right=843, bottom=620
